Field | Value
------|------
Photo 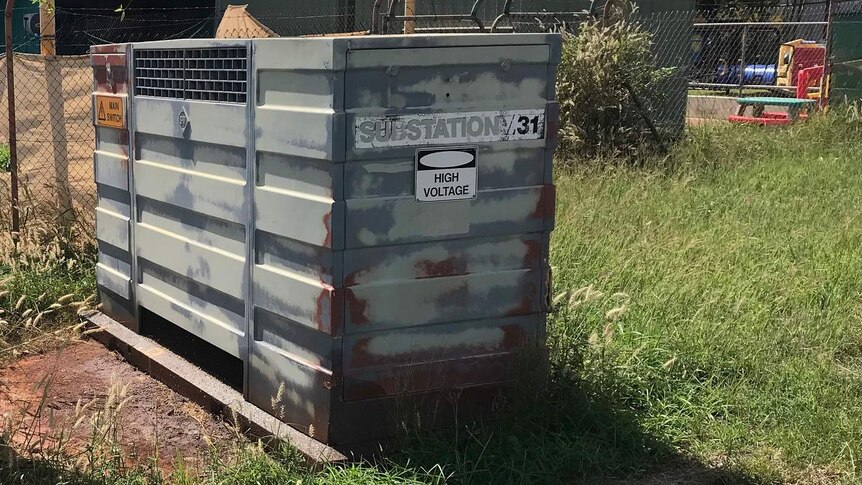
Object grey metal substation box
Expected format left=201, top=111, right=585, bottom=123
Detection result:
left=90, top=33, right=560, bottom=446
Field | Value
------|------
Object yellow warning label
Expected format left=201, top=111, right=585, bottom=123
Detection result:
left=95, top=95, right=125, bottom=129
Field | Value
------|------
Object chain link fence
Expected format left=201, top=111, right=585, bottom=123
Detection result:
left=0, top=53, right=94, bottom=232
left=0, top=1, right=855, bottom=234
left=686, top=4, right=830, bottom=124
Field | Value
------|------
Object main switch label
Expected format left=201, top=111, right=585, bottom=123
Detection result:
left=355, top=109, right=545, bottom=149
left=415, top=147, right=478, bottom=203
left=95, top=94, right=126, bottom=129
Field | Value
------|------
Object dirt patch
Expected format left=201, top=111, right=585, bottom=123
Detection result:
left=0, top=339, right=242, bottom=475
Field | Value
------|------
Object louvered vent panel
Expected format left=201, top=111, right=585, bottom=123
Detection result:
left=134, top=47, right=248, bottom=104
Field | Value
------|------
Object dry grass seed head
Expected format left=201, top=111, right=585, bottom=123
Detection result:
left=552, top=290, right=570, bottom=307
left=605, top=305, right=628, bottom=321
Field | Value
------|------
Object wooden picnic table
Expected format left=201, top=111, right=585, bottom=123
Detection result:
left=735, top=96, right=817, bottom=122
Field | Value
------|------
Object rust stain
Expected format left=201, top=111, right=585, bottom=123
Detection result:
left=415, top=256, right=468, bottom=279
left=347, top=323, right=530, bottom=370
left=545, top=185, right=557, bottom=219
left=530, top=184, right=556, bottom=219
left=546, top=107, right=560, bottom=143
left=344, top=354, right=516, bottom=401
left=522, top=238, right=542, bottom=268
left=504, top=294, right=533, bottom=317
left=345, top=289, right=369, bottom=325
left=119, top=131, right=130, bottom=157
left=349, top=338, right=372, bottom=367
left=92, top=44, right=126, bottom=54
left=94, top=67, right=109, bottom=87
left=314, top=289, right=330, bottom=334
left=92, top=54, right=128, bottom=94
left=322, top=211, right=332, bottom=248
left=500, top=323, right=529, bottom=349
left=343, top=270, right=361, bottom=288
left=314, top=285, right=344, bottom=336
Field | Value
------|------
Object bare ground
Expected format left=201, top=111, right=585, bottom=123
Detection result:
left=0, top=339, right=242, bottom=475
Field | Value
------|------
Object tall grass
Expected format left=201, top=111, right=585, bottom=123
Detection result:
left=0, top=224, right=96, bottom=363
left=550, top=109, right=862, bottom=483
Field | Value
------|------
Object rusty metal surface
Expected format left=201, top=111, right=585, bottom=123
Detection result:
left=93, top=34, right=560, bottom=447
left=91, top=44, right=136, bottom=329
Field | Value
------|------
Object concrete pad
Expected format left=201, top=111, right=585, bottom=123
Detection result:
left=83, top=311, right=347, bottom=464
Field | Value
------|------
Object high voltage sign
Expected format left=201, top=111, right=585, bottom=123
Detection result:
left=94, top=94, right=125, bottom=129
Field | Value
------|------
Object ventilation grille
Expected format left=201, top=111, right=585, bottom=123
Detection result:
left=134, top=47, right=248, bottom=104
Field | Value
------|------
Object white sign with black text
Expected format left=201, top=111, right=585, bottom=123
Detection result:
left=415, top=147, right=478, bottom=203
left=355, top=109, right=546, bottom=149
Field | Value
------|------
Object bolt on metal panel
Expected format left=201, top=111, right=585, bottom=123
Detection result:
left=92, top=33, right=560, bottom=448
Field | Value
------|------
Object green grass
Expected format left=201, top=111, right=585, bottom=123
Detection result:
left=552, top=111, right=862, bottom=482
left=2, top=111, right=862, bottom=483
left=0, top=143, right=9, bottom=173
left=0, top=230, right=96, bottom=360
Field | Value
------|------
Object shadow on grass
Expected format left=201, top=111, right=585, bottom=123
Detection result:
left=0, top=442, right=160, bottom=485
left=0, top=457, right=104, bottom=485
left=385, top=357, right=768, bottom=484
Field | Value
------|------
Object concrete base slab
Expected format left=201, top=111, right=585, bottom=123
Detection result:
left=83, top=311, right=347, bottom=464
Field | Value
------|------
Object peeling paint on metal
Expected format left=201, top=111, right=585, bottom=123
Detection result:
left=94, top=34, right=561, bottom=446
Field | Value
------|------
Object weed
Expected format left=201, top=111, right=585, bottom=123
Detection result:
left=0, top=225, right=96, bottom=363
left=557, top=5, right=675, bottom=161
left=0, top=144, right=9, bottom=173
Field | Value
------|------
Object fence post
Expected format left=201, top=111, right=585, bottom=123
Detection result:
left=4, top=0, right=18, bottom=235
left=821, top=0, right=834, bottom=108
left=403, top=0, right=415, bottom=33
left=40, top=0, right=74, bottom=228
left=39, top=0, right=55, bottom=55
left=46, top=58, right=74, bottom=228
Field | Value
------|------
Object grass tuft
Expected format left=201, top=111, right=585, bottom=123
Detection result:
left=0, top=225, right=96, bottom=363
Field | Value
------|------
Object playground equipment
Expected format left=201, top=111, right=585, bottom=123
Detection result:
left=715, top=61, right=777, bottom=85
left=777, top=39, right=826, bottom=87
left=797, top=65, right=827, bottom=101
left=710, top=39, right=825, bottom=91
left=728, top=96, right=817, bottom=125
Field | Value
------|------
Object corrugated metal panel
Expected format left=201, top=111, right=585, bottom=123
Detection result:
left=91, top=45, right=136, bottom=328
left=94, top=34, right=560, bottom=447
left=128, top=40, right=252, bottom=361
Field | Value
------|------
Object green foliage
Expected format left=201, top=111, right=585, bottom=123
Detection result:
left=0, top=229, right=96, bottom=361
left=557, top=13, right=674, bottom=161
left=0, top=143, right=10, bottom=173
